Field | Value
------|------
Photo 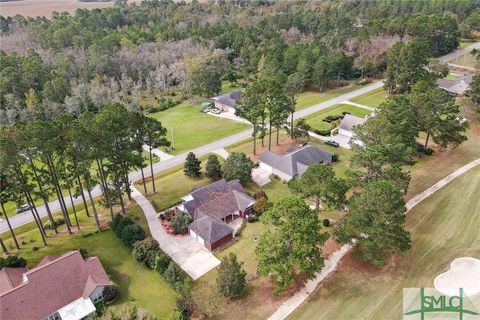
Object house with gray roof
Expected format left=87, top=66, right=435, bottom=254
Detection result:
left=211, top=91, right=243, bottom=113
left=436, top=74, right=474, bottom=95
left=177, top=179, right=255, bottom=251
left=259, top=144, right=334, bottom=181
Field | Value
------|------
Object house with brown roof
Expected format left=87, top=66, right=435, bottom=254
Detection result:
left=0, top=251, right=113, bottom=320
left=177, top=179, right=255, bottom=251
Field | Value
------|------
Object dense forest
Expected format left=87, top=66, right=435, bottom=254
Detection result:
left=1, top=0, right=479, bottom=123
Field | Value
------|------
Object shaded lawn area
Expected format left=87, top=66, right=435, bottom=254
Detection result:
left=1, top=152, right=158, bottom=217
left=295, top=83, right=364, bottom=111
left=0, top=201, right=176, bottom=318
left=288, top=165, right=480, bottom=320
left=148, top=101, right=250, bottom=155
left=448, top=51, right=478, bottom=68
left=141, top=154, right=225, bottom=211
left=304, top=104, right=372, bottom=131
left=349, top=87, right=388, bottom=108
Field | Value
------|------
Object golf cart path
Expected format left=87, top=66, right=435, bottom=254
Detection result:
left=266, top=157, right=480, bottom=320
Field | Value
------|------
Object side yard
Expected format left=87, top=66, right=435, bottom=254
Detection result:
left=349, top=87, right=388, bottom=107
left=0, top=200, right=177, bottom=318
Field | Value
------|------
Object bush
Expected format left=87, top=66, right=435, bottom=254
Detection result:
left=217, top=253, right=247, bottom=299
left=0, top=256, right=27, bottom=269
left=154, top=253, right=172, bottom=275
left=121, top=224, right=146, bottom=246
left=253, top=196, right=271, bottom=216
left=79, top=248, right=88, bottom=259
left=163, top=261, right=184, bottom=290
left=323, top=219, right=330, bottom=227
left=235, top=219, right=247, bottom=237
left=171, top=210, right=192, bottom=235
left=253, top=190, right=268, bottom=201
left=132, top=238, right=160, bottom=268
left=425, top=148, right=434, bottom=155
left=332, top=153, right=339, bottom=162
left=314, top=129, right=331, bottom=136
left=247, top=215, right=259, bottom=223
left=44, top=217, right=65, bottom=230
left=163, top=208, right=176, bottom=221
left=102, top=285, right=119, bottom=303
left=175, top=286, right=195, bottom=320
left=111, top=214, right=135, bottom=236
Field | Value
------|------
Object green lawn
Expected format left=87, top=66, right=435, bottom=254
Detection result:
left=304, top=104, right=372, bottom=131
left=448, top=51, right=479, bottom=68
left=295, top=83, right=365, bottom=111
left=149, top=101, right=250, bottom=155
left=288, top=165, right=480, bottom=320
left=459, top=38, right=479, bottom=49
left=349, top=87, right=388, bottom=108
left=0, top=201, right=176, bottom=318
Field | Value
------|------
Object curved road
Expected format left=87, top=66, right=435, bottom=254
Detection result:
left=1, top=42, right=478, bottom=233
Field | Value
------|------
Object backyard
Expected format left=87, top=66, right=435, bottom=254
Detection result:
left=288, top=165, right=480, bottom=319
left=0, top=200, right=177, bottom=319
left=304, top=104, right=372, bottom=132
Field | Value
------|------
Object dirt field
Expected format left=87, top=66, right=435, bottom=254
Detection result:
left=0, top=0, right=138, bottom=18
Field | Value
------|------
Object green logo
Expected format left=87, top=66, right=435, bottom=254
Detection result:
left=404, top=288, right=480, bottom=320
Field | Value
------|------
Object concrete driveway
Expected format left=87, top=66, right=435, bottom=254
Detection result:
left=131, top=187, right=220, bottom=280
left=252, top=167, right=271, bottom=186
left=308, top=131, right=351, bottom=149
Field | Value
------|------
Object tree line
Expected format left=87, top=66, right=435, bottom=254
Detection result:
left=0, top=104, right=169, bottom=250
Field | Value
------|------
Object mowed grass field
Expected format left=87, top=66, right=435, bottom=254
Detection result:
left=0, top=200, right=177, bottom=318
left=288, top=165, right=480, bottom=320
left=304, top=104, right=372, bottom=131
left=295, top=83, right=365, bottom=111
left=149, top=101, right=250, bottom=155
left=350, top=87, right=388, bottom=108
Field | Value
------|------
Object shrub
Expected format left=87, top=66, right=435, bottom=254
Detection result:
left=44, top=217, right=65, bottom=230
left=132, top=238, right=160, bottom=268
left=234, top=219, right=247, bottom=237
left=217, top=253, right=247, bottom=299
left=102, top=285, right=119, bottom=302
left=121, top=224, right=146, bottom=246
left=253, top=197, right=271, bottom=216
left=171, top=210, right=192, bottom=235
left=323, top=219, right=330, bottom=227
left=79, top=248, right=88, bottom=259
left=175, top=286, right=195, bottom=320
left=425, top=148, right=434, bottom=155
left=253, top=190, right=268, bottom=201
left=163, top=208, right=176, bottom=221
left=0, top=256, right=27, bottom=269
left=247, top=215, right=259, bottom=223
left=163, top=261, right=184, bottom=290
left=314, top=129, right=331, bottom=136
left=154, top=253, right=172, bottom=274
left=111, top=214, right=135, bottom=236
left=32, top=246, right=39, bottom=251
left=332, top=153, right=339, bottom=162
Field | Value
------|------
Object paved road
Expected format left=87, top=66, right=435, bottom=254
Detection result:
left=1, top=81, right=386, bottom=233
left=2, top=41, right=477, bottom=233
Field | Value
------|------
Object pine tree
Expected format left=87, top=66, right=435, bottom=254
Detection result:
left=183, top=152, right=201, bottom=177
left=205, top=155, right=222, bottom=180
left=217, top=253, right=247, bottom=299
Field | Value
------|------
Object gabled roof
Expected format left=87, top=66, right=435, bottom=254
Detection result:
left=0, top=267, right=27, bottom=293
left=338, top=114, right=367, bottom=133
left=0, top=251, right=112, bottom=320
left=436, top=75, right=473, bottom=94
left=182, top=179, right=254, bottom=219
left=189, top=216, right=234, bottom=244
left=212, top=91, right=242, bottom=108
left=259, top=144, right=334, bottom=177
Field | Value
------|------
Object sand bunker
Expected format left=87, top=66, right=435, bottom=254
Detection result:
left=434, top=257, right=480, bottom=297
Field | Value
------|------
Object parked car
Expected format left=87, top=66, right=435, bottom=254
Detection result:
left=200, top=107, right=211, bottom=113
left=16, top=204, right=31, bottom=214
left=211, top=108, right=221, bottom=114
left=324, top=140, right=340, bottom=148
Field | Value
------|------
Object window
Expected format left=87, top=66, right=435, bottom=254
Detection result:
left=91, top=290, right=104, bottom=303
left=43, top=311, right=61, bottom=320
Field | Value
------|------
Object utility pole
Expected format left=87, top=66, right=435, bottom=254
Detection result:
left=171, top=128, right=175, bottom=150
